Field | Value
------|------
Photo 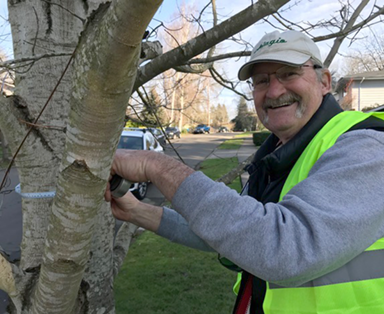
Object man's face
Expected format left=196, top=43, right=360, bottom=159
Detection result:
left=251, top=62, right=331, bottom=143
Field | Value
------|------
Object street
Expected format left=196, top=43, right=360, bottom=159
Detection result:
left=0, top=132, right=233, bottom=313
left=145, top=132, right=234, bottom=205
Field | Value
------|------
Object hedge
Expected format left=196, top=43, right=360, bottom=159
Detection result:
left=252, top=131, right=271, bottom=146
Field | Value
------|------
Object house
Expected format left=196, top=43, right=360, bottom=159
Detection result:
left=334, top=71, right=384, bottom=111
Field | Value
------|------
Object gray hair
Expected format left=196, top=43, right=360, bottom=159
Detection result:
left=310, top=58, right=326, bottom=82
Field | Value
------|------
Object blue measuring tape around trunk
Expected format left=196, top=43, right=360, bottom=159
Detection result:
left=15, top=184, right=56, bottom=199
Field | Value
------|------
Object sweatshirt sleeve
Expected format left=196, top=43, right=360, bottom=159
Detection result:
left=171, top=129, right=384, bottom=286
left=156, top=206, right=214, bottom=252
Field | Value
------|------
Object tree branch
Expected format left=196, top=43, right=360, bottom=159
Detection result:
left=217, top=151, right=255, bottom=185
left=140, top=41, right=163, bottom=63
left=313, top=5, right=384, bottom=43
left=134, top=0, right=290, bottom=89
left=0, top=53, right=73, bottom=69
left=323, top=0, right=370, bottom=67
left=209, top=67, right=252, bottom=101
left=184, top=51, right=251, bottom=65
left=112, top=223, right=140, bottom=278
left=0, top=254, right=16, bottom=295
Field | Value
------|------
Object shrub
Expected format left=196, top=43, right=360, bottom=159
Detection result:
left=252, top=131, right=271, bottom=146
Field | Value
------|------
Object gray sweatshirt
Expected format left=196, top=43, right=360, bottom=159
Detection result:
left=157, top=129, right=384, bottom=287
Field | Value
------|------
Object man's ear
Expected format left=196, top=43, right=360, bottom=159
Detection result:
left=321, top=69, right=332, bottom=95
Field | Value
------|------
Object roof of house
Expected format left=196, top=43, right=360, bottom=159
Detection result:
left=335, top=70, right=384, bottom=93
left=341, top=70, right=384, bottom=81
left=367, top=104, right=384, bottom=112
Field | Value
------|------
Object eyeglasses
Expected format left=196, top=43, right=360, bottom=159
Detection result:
left=246, top=64, right=322, bottom=91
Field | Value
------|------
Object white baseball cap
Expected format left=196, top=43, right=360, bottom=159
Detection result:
left=238, top=30, right=323, bottom=81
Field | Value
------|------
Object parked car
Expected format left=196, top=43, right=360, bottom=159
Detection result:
left=165, top=126, right=181, bottom=139
left=193, top=124, right=210, bottom=134
left=117, top=130, right=163, bottom=199
left=147, top=127, right=167, bottom=147
left=218, top=126, right=229, bottom=133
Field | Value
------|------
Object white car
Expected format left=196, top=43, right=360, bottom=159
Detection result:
left=117, top=130, right=164, bottom=199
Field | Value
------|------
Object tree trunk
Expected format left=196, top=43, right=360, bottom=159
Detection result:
left=1, top=0, right=162, bottom=312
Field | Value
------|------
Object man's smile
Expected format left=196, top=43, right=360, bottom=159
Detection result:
left=267, top=101, right=298, bottom=110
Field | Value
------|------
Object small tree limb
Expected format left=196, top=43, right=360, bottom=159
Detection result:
left=0, top=254, right=16, bottom=295
left=112, top=222, right=140, bottom=278
left=217, top=152, right=255, bottom=185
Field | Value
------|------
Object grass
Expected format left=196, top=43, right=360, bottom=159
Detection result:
left=198, top=157, right=242, bottom=192
left=114, top=157, right=244, bottom=313
left=234, top=131, right=255, bottom=138
left=217, top=138, right=243, bottom=150
left=114, top=233, right=237, bottom=314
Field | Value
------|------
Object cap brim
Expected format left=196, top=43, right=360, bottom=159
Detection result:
left=238, top=52, right=312, bottom=81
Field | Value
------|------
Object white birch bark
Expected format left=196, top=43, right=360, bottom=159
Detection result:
left=30, top=1, right=162, bottom=313
left=2, top=0, right=161, bottom=312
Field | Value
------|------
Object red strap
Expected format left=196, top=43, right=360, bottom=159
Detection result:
left=235, top=275, right=252, bottom=314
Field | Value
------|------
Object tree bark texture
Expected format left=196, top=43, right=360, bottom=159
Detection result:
left=2, top=0, right=162, bottom=313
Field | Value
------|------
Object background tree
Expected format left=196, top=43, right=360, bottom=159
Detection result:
left=140, top=88, right=168, bottom=127
left=211, top=104, right=229, bottom=128
left=232, top=97, right=257, bottom=131
left=342, top=28, right=384, bottom=74
left=0, top=0, right=384, bottom=313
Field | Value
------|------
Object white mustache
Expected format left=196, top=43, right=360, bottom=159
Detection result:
left=263, top=93, right=302, bottom=110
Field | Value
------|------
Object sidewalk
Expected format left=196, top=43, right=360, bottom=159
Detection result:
left=206, top=136, right=256, bottom=187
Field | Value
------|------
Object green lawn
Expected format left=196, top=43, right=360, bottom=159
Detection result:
left=234, top=131, right=255, bottom=138
left=114, top=157, right=243, bottom=313
left=217, top=138, right=243, bottom=150
left=198, top=157, right=242, bottom=192
left=114, top=233, right=237, bottom=314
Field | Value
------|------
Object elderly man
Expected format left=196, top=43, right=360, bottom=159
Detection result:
left=106, top=30, right=384, bottom=314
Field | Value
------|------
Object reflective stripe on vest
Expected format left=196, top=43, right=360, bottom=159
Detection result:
left=263, top=111, right=384, bottom=313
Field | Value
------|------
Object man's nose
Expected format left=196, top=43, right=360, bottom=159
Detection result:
left=265, top=75, right=287, bottom=99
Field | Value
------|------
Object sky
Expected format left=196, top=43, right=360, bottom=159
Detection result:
left=147, top=0, right=384, bottom=118
left=1, top=0, right=383, bottom=118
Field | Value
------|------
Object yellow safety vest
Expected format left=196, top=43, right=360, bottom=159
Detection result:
left=237, top=111, right=384, bottom=314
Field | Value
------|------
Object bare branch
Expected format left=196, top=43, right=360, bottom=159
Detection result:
left=209, top=67, right=252, bottom=101
left=112, top=223, right=139, bottom=278
left=174, top=1, right=218, bottom=75
left=323, top=0, right=370, bottom=67
left=313, top=5, right=384, bottom=43
left=0, top=52, right=73, bottom=69
left=134, top=0, right=290, bottom=89
left=41, top=0, right=86, bottom=23
left=217, top=152, right=255, bottom=185
left=184, top=51, right=251, bottom=65
left=0, top=254, right=16, bottom=295
left=136, top=87, right=186, bottom=163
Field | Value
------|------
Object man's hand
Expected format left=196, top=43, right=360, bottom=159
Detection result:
left=108, top=149, right=195, bottom=202
left=110, top=191, right=163, bottom=232
left=110, top=191, right=140, bottom=222
left=110, top=149, right=154, bottom=184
